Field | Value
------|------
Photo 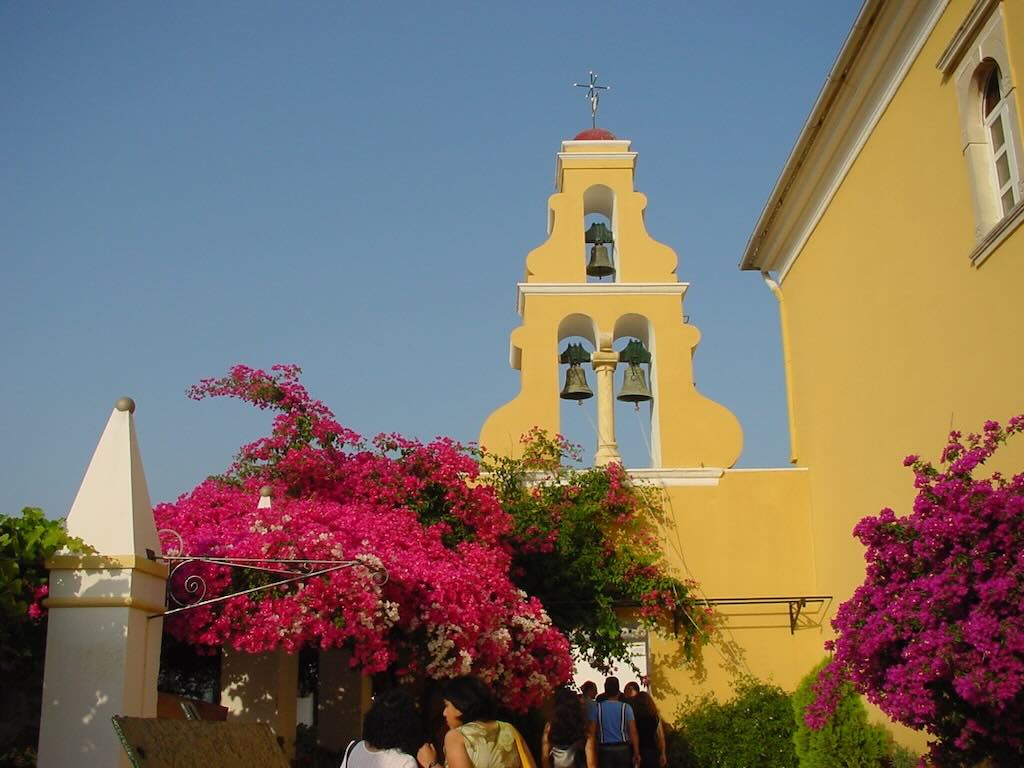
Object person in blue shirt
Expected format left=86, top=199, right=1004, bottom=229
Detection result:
left=591, top=677, right=639, bottom=768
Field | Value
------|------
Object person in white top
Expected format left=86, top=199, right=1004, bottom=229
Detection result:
left=342, top=689, right=421, bottom=768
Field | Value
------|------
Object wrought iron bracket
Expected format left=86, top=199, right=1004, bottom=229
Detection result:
left=697, top=595, right=833, bottom=634
left=144, top=529, right=388, bottom=620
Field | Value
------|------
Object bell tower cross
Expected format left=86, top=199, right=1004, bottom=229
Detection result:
left=573, top=71, right=611, bottom=129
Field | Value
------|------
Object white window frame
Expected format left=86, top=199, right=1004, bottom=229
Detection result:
left=939, top=1, right=1024, bottom=264
left=982, top=65, right=1020, bottom=216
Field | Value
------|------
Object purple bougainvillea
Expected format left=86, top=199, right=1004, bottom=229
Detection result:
left=807, top=416, right=1024, bottom=767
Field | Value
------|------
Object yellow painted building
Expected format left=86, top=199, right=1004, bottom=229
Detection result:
left=738, top=0, right=1023, bottom=748
left=482, top=0, right=1023, bottom=748
left=742, top=0, right=1023, bottom=673
left=479, top=128, right=824, bottom=716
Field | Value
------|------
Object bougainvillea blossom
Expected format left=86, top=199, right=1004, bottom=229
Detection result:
left=807, top=416, right=1024, bottom=767
left=155, top=365, right=571, bottom=710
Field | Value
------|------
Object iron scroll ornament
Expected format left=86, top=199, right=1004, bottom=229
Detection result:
left=147, top=528, right=389, bottom=619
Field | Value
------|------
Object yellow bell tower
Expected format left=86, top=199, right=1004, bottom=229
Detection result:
left=480, top=128, right=743, bottom=469
left=480, top=106, right=823, bottom=713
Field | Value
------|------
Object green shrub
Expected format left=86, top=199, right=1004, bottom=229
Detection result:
left=0, top=508, right=90, bottom=762
left=664, top=724, right=695, bottom=768
left=670, top=676, right=798, bottom=768
left=886, top=742, right=920, bottom=768
left=791, top=659, right=899, bottom=768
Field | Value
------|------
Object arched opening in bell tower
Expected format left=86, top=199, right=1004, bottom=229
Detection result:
left=583, top=184, right=617, bottom=283
left=613, top=314, right=657, bottom=469
left=557, top=313, right=598, bottom=466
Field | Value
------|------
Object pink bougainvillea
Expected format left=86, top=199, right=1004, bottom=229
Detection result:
left=807, top=416, right=1024, bottom=767
left=155, top=365, right=572, bottom=710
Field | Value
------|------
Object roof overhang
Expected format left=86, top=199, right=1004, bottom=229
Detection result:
left=739, top=0, right=949, bottom=279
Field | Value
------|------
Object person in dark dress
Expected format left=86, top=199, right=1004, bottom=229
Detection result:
left=627, top=693, right=665, bottom=768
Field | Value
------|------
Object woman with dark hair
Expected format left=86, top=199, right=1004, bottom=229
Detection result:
left=342, top=688, right=422, bottom=768
left=541, top=687, right=596, bottom=768
left=416, top=676, right=536, bottom=768
left=627, top=692, right=665, bottom=768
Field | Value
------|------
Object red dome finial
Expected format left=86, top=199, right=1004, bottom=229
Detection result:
left=573, top=127, right=617, bottom=140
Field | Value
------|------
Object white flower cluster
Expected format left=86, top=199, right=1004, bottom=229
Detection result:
left=480, top=627, right=511, bottom=650
left=476, top=666, right=502, bottom=683
left=355, top=552, right=384, bottom=569
left=510, top=612, right=547, bottom=644
left=249, top=518, right=286, bottom=534
left=379, top=600, right=399, bottom=624
left=355, top=598, right=398, bottom=630
left=526, top=672, right=550, bottom=690
left=424, top=625, right=471, bottom=677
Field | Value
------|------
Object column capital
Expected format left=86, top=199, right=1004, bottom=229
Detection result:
left=590, top=351, right=620, bottom=369
left=46, top=554, right=169, bottom=579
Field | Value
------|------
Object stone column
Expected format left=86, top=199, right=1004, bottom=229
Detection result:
left=316, top=649, right=370, bottom=753
left=38, top=398, right=167, bottom=768
left=591, top=351, right=621, bottom=466
left=221, top=648, right=299, bottom=759
left=218, top=486, right=298, bottom=759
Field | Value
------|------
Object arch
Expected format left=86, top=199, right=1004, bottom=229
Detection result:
left=557, top=316, right=599, bottom=465
left=962, top=56, right=1022, bottom=230
left=583, top=185, right=618, bottom=283
left=981, top=59, right=1003, bottom=118
left=558, top=313, right=599, bottom=347
left=612, top=315, right=658, bottom=469
left=979, top=60, right=1019, bottom=218
left=612, top=314, right=652, bottom=348
left=962, top=58, right=998, bottom=146
left=583, top=184, right=615, bottom=220
left=952, top=7, right=1023, bottom=243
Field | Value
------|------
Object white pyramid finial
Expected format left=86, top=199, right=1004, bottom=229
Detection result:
left=65, top=396, right=161, bottom=556
left=258, top=485, right=272, bottom=509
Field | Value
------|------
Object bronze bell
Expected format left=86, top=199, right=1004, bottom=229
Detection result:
left=617, top=363, right=653, bottom=404
left=585, top=222, right=614, bottom=244
left=560, top=364, right=594, bottom=400
left=586, top=243, right=615, bottom=278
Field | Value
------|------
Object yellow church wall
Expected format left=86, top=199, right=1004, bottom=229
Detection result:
left=733, top=0, right=1024, bottom=752
left=781, top=0, right=1024, bottom=615
left=647, top=467, right=823, bottom=717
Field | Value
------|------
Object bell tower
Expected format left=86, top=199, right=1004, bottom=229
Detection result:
left=480, top=128, right=742, bottom=468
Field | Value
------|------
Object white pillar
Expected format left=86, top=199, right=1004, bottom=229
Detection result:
left=591, top=351, right=621, bottom=466
left=221, top=648, right=299, bottom=759
left=317, top=649, right=371, bottom=753
left=38, top=397, right=167, bottom=768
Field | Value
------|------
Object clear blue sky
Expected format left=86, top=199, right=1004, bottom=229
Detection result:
left=1, top=1, right=862, bottom=517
